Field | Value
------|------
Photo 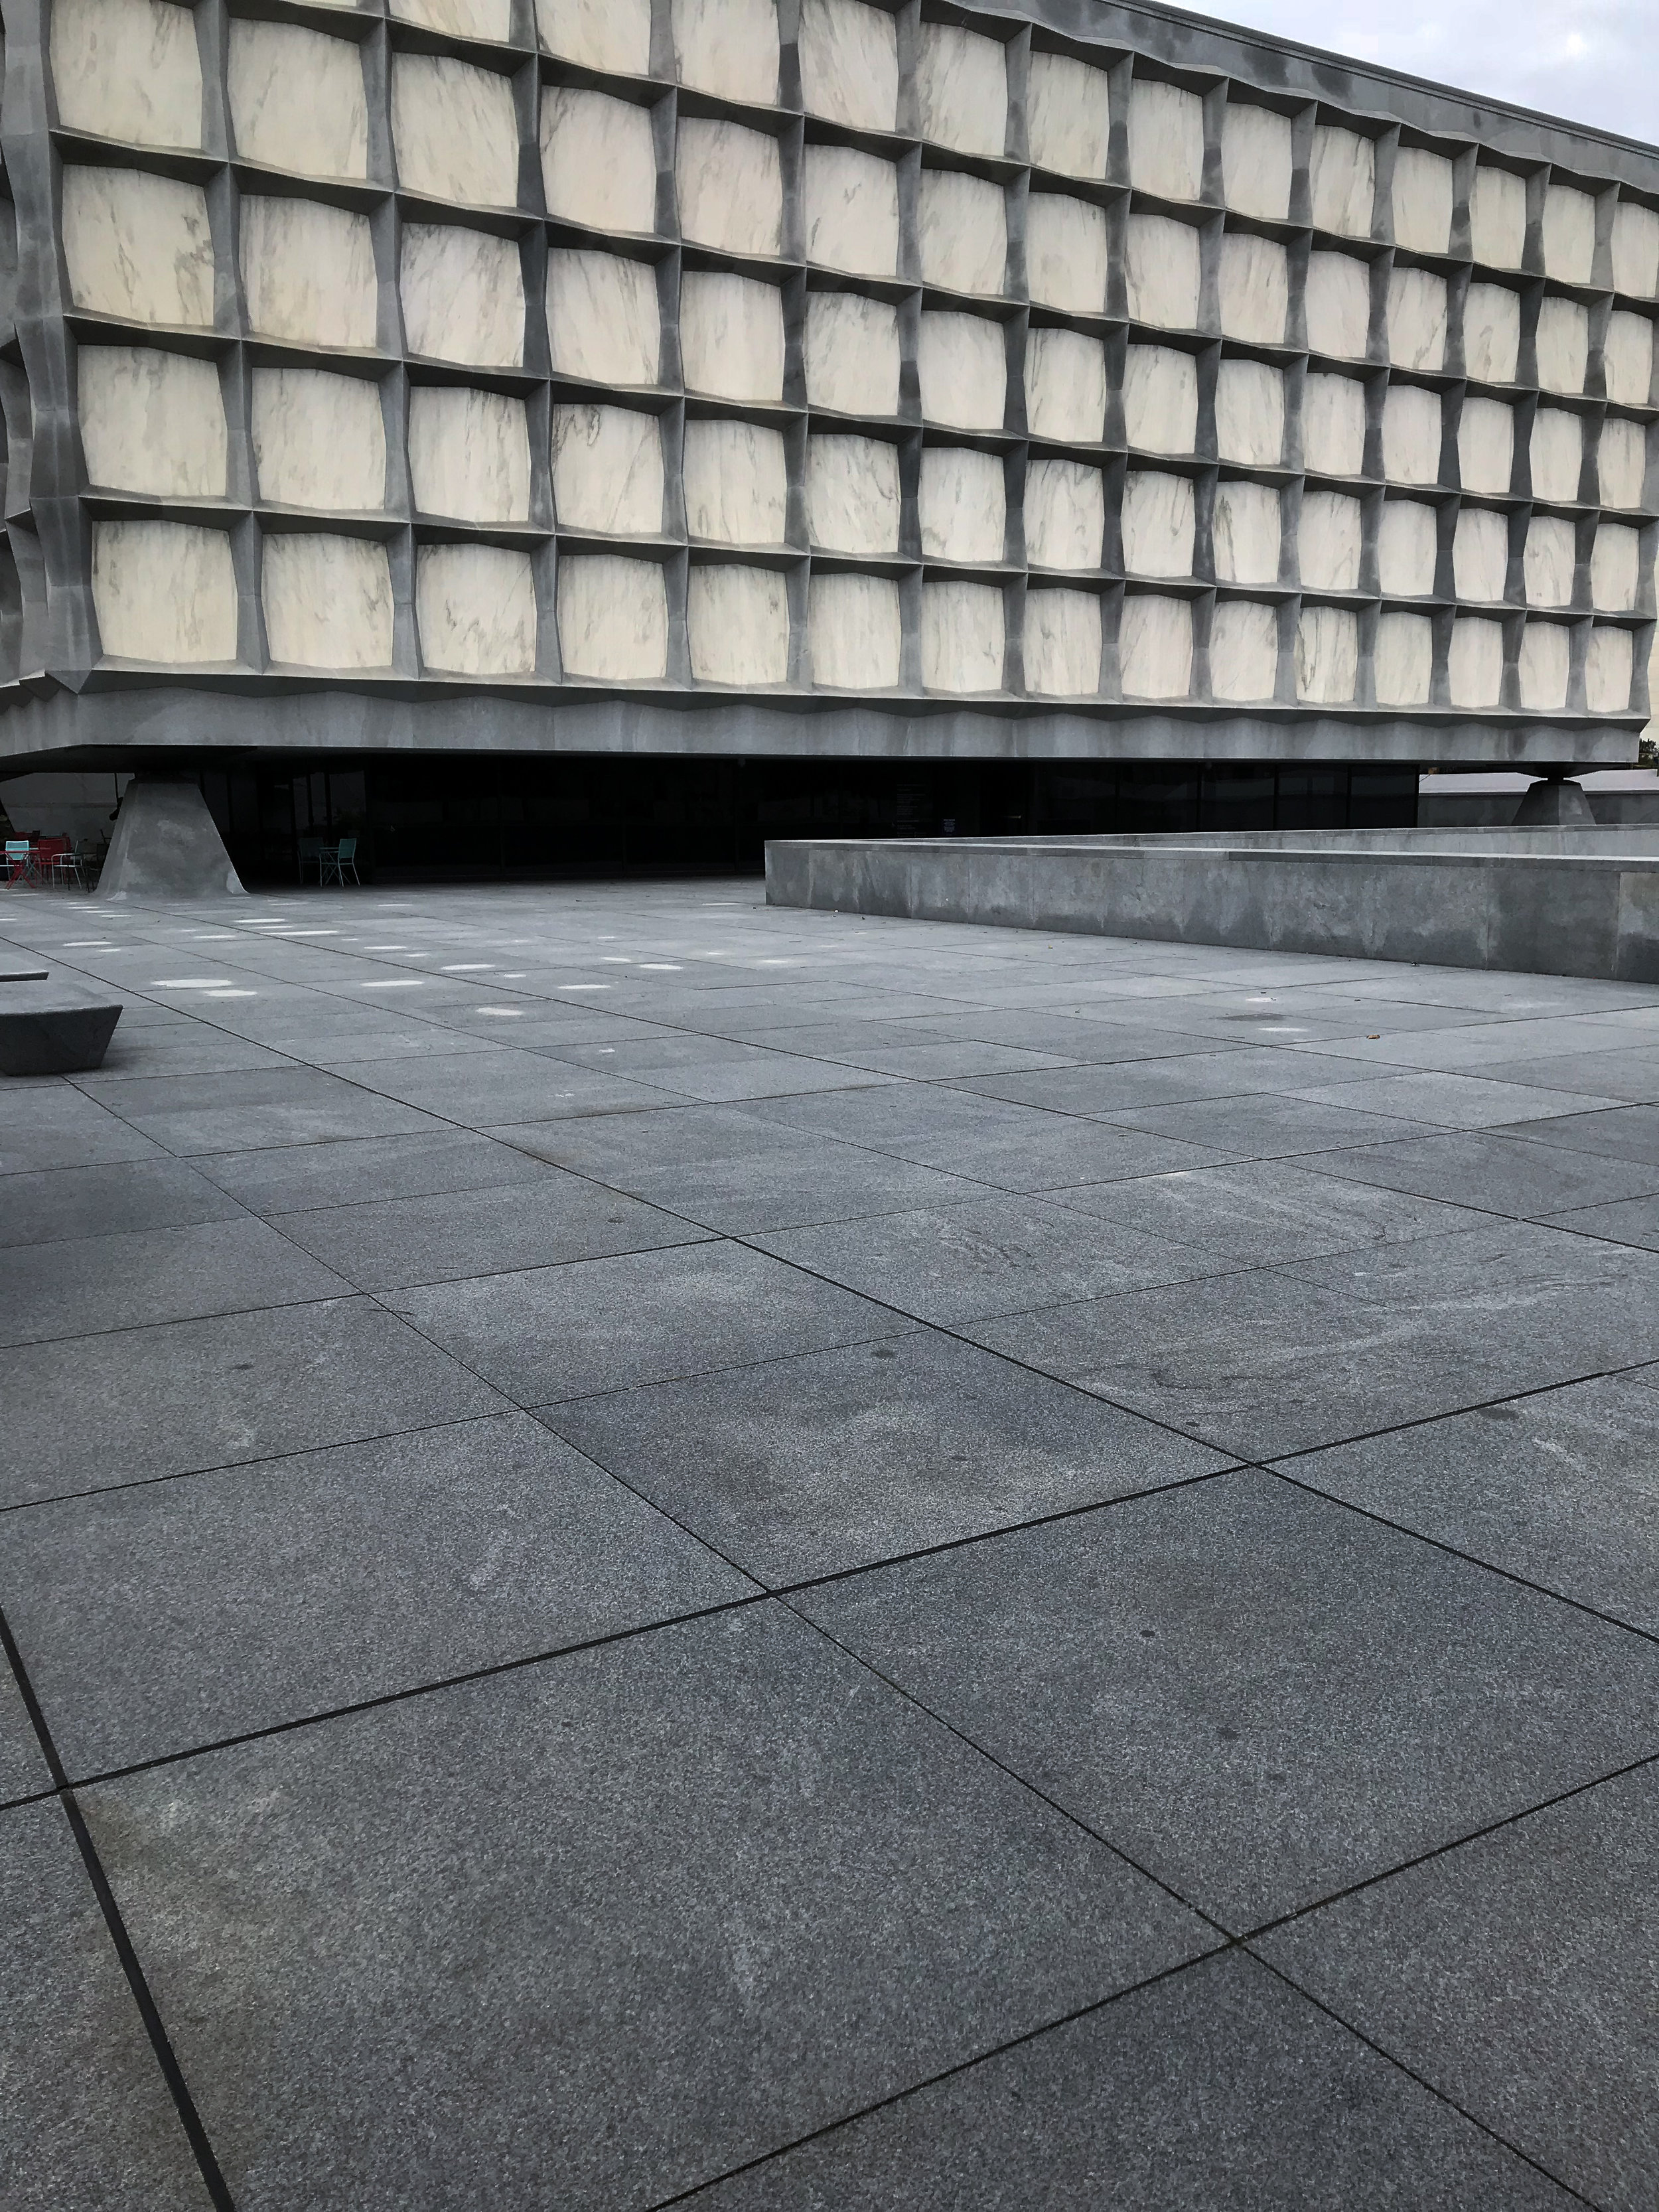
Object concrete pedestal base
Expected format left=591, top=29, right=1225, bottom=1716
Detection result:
left=1513, top=778, right=1597, bottom=828
left=98, top=779, right=244, bottom=901
left=0, top=976, right=122, bottom=1072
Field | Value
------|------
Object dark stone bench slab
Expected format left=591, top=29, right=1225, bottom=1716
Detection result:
left=0, top=976, right=123, bottom=1073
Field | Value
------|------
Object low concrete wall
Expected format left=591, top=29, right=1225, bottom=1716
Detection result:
left=766, top=832, right=1659, bottom=982
left=1419, top=771, right=1659, bottom=830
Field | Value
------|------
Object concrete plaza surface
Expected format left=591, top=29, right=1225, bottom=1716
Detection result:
left=2, top=877, right=1657, bottom=2211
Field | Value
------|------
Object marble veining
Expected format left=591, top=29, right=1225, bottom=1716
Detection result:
left=1124, top=345, right=1198, bottom=457
left=1378, top=500, right=1438, bottom=597
left=806, top=434, right=901, bottom=555
left=915, top=23, right=1005, bottom=161
left=557, top=553, right=668, bottom=680
left=263, top=534, right=394, bottom=670
left=673, top=0, right=779, bottom=107
left=1311, top=126, right=1374, bottom=240
left=93, top=522, right=236, bottom=663
left=1382, top=386, right=1443, bottom=486
left=1453, top=508, right=1510, bottom=601
left=1119, top=595, right=1192, bottom=699
left=810, top=572, right=901, bottom=688
left=680, top=273, right=785, bottom=403
left=1530, top=409, right=1585, bottom=504
left=922, top=579, right=1005, bottom=692
left=1612, top=203, right=1659, bottom=299
left=1463, top=285, right=1520, bottom=386
left=1518, top=622, right=1570, bottom=711
left=918, top=171, right=1007, bottom=297
left=1026, top=194, right=1108, bottom=315
left=1215, top=360, right=1284, bottom=467
left=1524, top=516, right=1577, bottom=607
left=677, top=120, right=783, bottom=259
left=79, top=346, right=227, bottom=498
left=1586, top=626, right=1634, bottom=713
left=1219, top=235, right=1288, bottom=346
left=542, top=89, right=658, bottom=236
left=1448, top=617, right=1504, bottom=707
left=409, top=387, right=530, bottom=522
left=1599, top=419, right=1649, bottom=510
left=1542, top=186, right=1596, bottom=284
left=920, top=311, right=1007, bottom=432
left=1210, top=600, right=1279, bottom=701
left=1470, top=167, right=1526, bottom=269
left=550, top=404, right=664, bottom=535
left=247, top=196, right=377, bottom=349
left=1459, top=397, right=1516, bottom=498
left=229, top=22, right=366, bottom=180
left=547, top=250, right=659, bottom=387
left=1212, top=482, right=1281, bottom=585
left=1125, top=215, right=1200, bottom=331
left=805, top=147, right=900, bottom=279
left=536, top=0, right=651, bottom=76
left=1536, top=296, right=1589, bottom=396
left=1025, top=328, right=1104, bottom=444
left=1392, top=148, right=1453, bottom=255
left=392, top=54, right=520, bottom=210
left=1591, top=524, right=1641, bottom=611
left=1222, top=104, right=1292, bottom=222
left=804, top=293, right=900, bottom=415
left=684, top=419, right=789, bottom=545
left=1025, top=459, right=1105, bottom=571
left=1296, top=605, right=1358, bottom=703
left=417, top=545, right=537, bottom=676
left=253, top=367, right=387, bottom=510
left=1605, top=313, right=1655, bottom=408
left=687, top=565, right=789, bottom=685
left=1128, top=81, right=1203, bottom=203
left=392, top=0, right=512, bottom=38
left=1026, top=52, right=1108, bottom=181
left=1299, top=490, right=1362, bottom=591
left=1375, top=611, right=1433, bottom=705
left=1387, top=267, right=1446, bottom=372
left=52, top=0, right=201, bottom=151
left=65, top=168, right=214, bottom=327
left=1303, top=374, right=1367, bottom=478
left=920, top=447, right=1005, bottom=564
left=403, top=224, right=523, bottom=366
left=1305, top=252, right=1372, bottom=360
left=1025, top=590, right=1101, bottom=697
left=798, top=0, right=897, bottom=134
left=1121, top=472, right=1194, bottom=578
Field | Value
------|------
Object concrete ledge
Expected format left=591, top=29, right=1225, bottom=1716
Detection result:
left=0, top=976, right=122, bottom=1073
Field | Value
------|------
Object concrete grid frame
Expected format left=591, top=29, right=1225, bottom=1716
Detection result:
left=0, top=0, right=1656, bottom=773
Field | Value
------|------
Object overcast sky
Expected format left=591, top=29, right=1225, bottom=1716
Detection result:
left=1192, top=0, right=1654, bottom=145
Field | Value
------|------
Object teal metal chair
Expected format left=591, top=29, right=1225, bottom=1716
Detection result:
left=319, top=836, right=360, bottom=886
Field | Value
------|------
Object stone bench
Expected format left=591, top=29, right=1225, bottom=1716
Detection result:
left=0, top=971, right=123, bottom=1073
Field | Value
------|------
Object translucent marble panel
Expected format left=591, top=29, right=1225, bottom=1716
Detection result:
left=1025, top=591, right=1102, bottom=698
left=1458, top=397, right=1515, bottom=496
left=687, top=565, right=789, bottom=685
left=806, top=433, right=901, bottom=555
left=263, top=534, right=393, bottom=670
left=1311, top=127, right=1374, bottom=239
left=1119, top=595, right=1192, bottom=698
left=557, top=554, right=668, bottom=679
left=1221, top=104, right=1292, bottom=222
left=1305, top=252, right=1372, bottom=360
left=1536, top=295, right=1589, bottom=396
left=1463, top=285, right=1520, bottom=385
left=1382, top=386, right=1443, bottom=486
left=52, top=0, right=200, bottom=149
left=673, top=0, right=779, bottom=106
left=408, top=387, right=529, bottom=522
left=1299, top=490, right=1362, bottom=591
left=1471, top=167, right=1526, bottom=269
left=1128, top=80, right=1203, bottom=203
left=1125, top=215, right=1200, bottom=330
left=392, top=0, right=510, bottom=36
left=65, top=169, right=214, bottom=327
left=547, top=249, right=658, bottom=386
left=1124, top=346, right=1198, bottom=456
left=1023, top=327, right=1102, bottom=443
left=1524, top=516, right=1577, bottom=607
left=1218, top=235, right=1287, bottom=346
left=1296, top=605, right=1358, bottom=703
left=1599, top=418, right=1648, bottom=510
left=1303, top=374, right=1367, bottom=479
left=1530, top=409, right=1584, bottom=503
left=1025, top=459, right=1105, bottom=570
left=1121, top=472, right=1194, bottom=577
left=1026, top=194, right=1109, bottom=315
left=677, top=121, right=782, bottom=259
left=417, top=546, right=536, bottom=676
left=1212, top=481, right=1281, bottom=585
left=78, top=348, right=226, bottom=497
left=680, top=273, right=784, bottom=403
left=1378, top=501, right=1437, bottom=597
left=684, top=419, right=789, bottom=545
left=1586, top=626, right=1634, bottom=713
left=254, top=368, right=386, bottom=510
left=799, top=0, right=897, bottom=133
left=920, top=311, right=1007, bottom=431
left=403, top=224, right=522, bottom=366
left=1210, top=600, right=1279, bottom=701
left=1387, top=267, right=1446, bottom=372
left=804, top=147, right=900, bottom=279
left=1375, top=611, right=1433, bottom=705
left=392, top=54, right=518, bottom=209
left=229, top=23, right=366, bottom=180
left=1453, top=507, right=1509, bottom=601
left=922, top=580, right=1005, bottom=691
left=918, top=171, right=1007, bottom=297
left=810, top=571, right=901, bottom=688
left=1026, top=52, right=1109, bottom=181
left=1447, top=616, right=1504, bottom=707
left=804, top=293, right=900, bottom=415
left=1392, top=147, right=1453, bottom=255
left=1605, top=314, right=1655, bottom=408
left=244, top=196, right=375, bottom=348
left=920, top=447, right=1005, bottom=564
left=916, top=23, right=1006, bottom=160
left=1591, top=524, right=1642, bottom=612
left=541, top=88, right=657, bottom=234
left=550, top=404, right=664, bottom=535
left=1612, top=202, right=1659, bottom=299
left=92, top=522, right=236, bottom=662
left=1517, top=622, right=1569, bottom=712
left=536, top=0, right=651, bottom=74
left=1215, top=360, right=1284, bottom=467
left=1542, top=185, right=1596, bottom=284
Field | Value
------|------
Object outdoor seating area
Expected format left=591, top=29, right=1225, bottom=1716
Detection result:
left=3, top=836, right=98, bottom=891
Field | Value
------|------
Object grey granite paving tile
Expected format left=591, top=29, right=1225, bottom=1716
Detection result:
left=0, top=1659, right=50, bottom=1808
left=86, top=1029, right=294, bottom=1078
left=794, top=1038, right=1078, bottom=1079
left=1487, top=1103, right=1659, bottom=1165
left=191, top=1128, right=556, bottom=1214
left=530, top=1033, right=897, bottom=1097
left=1285, top=1071, right=1621, bottom=1130
left=1475, top=1048, right=1659, bottom=1104
left=1275, top=1015, right=1639, bottom=1073
left=1258, top=1766, right=1659, bottom=2211
left=0, top=1159, right=247, bottom=1248
left=687, top=1949, right=1572, bottom=2211
left=81, top=1067, right=444, bottom=1153
left=85, top=1605, right=1211, bottom=2211
left=346, top=1049, right=678, bottom=1123
left=0, top=1799, right=212, bottom=2211
left=1543, top=1191, right=1659, bottom=1250
left=1305, top=1129, right=1659, bottom=1217
left=1099, top=1094, right=1447, bottom=1161
left=952, top=1043, right=1372, bottom=1115
left=0, top=1084, right=166, bottom=1173
left=3, top=1412, right=754, bottom=1773
left=798, top=1471, right=1659, bottom=1929
left=0, top=1297, right=508, bottom=1508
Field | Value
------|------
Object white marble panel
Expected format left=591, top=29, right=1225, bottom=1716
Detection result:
left=920, top=311, right=1007, bottom=431
left=229, top=23, right=366, bottom=180
left=1218, top=235, right=1287, bottom=346
left=392, top=0, right=511, bottom=37
left=1119, top=595, right=1192, bottom=699
left=1026, top=52, right=1109, bottom=181
left=1453, top=507, right=1509, bottom=601
left=1517, top=622, right=1569, bottom=711
left=1311, top=127, right=1374, bottom=239
left=1524, top=516, right=1577, bottom=607
left=1023, top=327, right=1102, bottom=443
left=541, top=88, right=657, bottom=235
left=1586, top=626, right=1634, bottom=713
left=1599, top=418, right=1648, bottom=510
left=918, top=171, right=1006, bottom=296
left=681, top=272, right=784, bottom=402
left=799, top=0, right=897, bottom=133
left=687, top=565, right=789, bottom=686
left=1025, top=590, right=1101, bottom=698
left=1605, top=313, right=1655, bottom=408
left=920, top=447, right=1005, bottom=563
left=684, top=419, right=789, bottom=545
left=806, top=433, right=901, bottom=555
left=557, top=553, right=668, bottom=679
left=1210, top=599, right=1279, bottom=701
left=1530, top=408, right=1584, bottom=503
left=1387, top=267, right=1445, bottom=371
left=550, top=404, right=664, bottom=535
left=1295, top=605, right=1358, bottom=703
left=1536, top=295, right=1589, bottom=395
left=1447, top=616, right=1504, bottom=707
left=1121, top=471, right=1194, bottom=578
left=1128, top=80, right=1203, bottom=203
left=1302, top=373, right=1367, bottom=478
left=810, top=571, right=901, bottom=688
left=1375, top=611, right=1433, bottom=705
left=1377, top=501, right=1437, bottom=597
left=1124, top=345, right=1198, bottom=456
left=1382, top=385, right=1443, bottom=486
left=92, top=522, right=236, bottom=663
left=804, top=292, right=900, bottom=415
left=1299, top=490, right=1362, bottom=591
left=1025, top=459, right=1105, bottom=570
left=65, top=168, right=214, bottom=327
left=1215, top=360, right=1284, bottom=467
left=1458, top=396, right=1514, bottom=496
left=392, top=54, right=518, bottom=210
left=417, top=545, right=536, bottom=676
left=536, top=0, right=651, bottom=74
left=1392, top=147, right=1453, bottom=255
left=677, top=121, right=782, bottom=259
left=52, top=0, right=200, bottom=149
left=1471, top=167, right=1526, bottom=269
left=915, top=23, right=1006, bottom=160
left=1463, top=284, right=1520, bottom=385
left=253, top=367, right=386, bottom=510
left=263, top=534, right=393, bottom=670
left=242, top=198, right=379, bottom=350
left=1221, top=104, right=1291, bottom=222
left=408, top=386, right=528, bottom=522
left=1542, top=185, right=1596, bottom=284
left=804, top=146, right=899, bottom=278
left=922, top=579, right=1004, bottom=691
left=1591, top=524, right=1641, bottom=612
left=1305, top=252, right=1371, bottom=360
left=1613, top=202, right=1659, bottom=299
left=403, top=224, right=522, bottom=366
left=1212, top=481, right=1280, bottom=585
left=547, top=249, right=658, bottom=386
left=78, top=347, right=226, bottom=497
left=1025, top=194, right=1108, bottom=314
left=1125, top=214, right=1200, bottom=331
left=672, top=0, right=778, bottom=105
